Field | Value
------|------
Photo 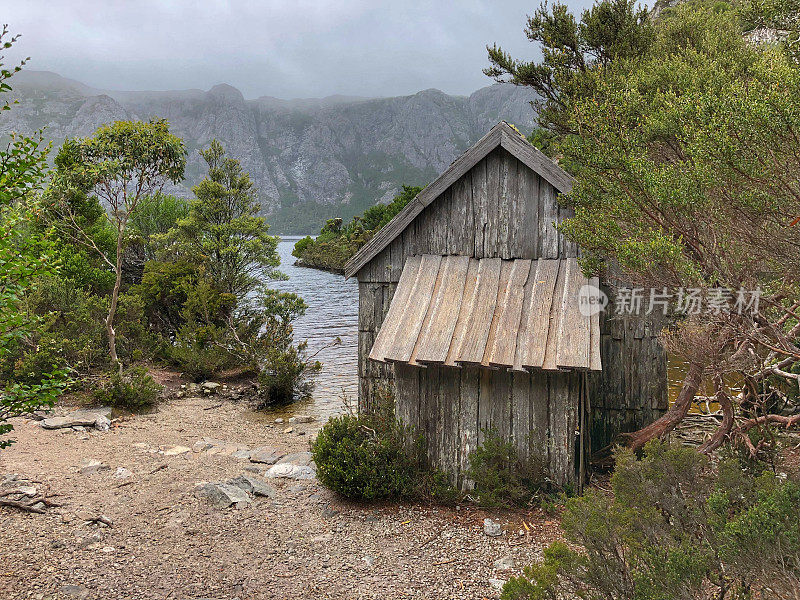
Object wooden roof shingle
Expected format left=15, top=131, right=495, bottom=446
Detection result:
left=369, top=255, right=601, bottom=372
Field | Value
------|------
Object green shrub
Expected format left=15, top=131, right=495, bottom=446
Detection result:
left=502, top=441, right=800, bottom=600
left=257, top=341, right=321, bottom=405
left=312, top=411, right=419, bottom=500
left=312, top=389, right=458, bottom=502
left=466, top=429, right=550, bottom=507
left=169, top=322, right=238, bottom=379
left=94, top=366, right=162, bottom=411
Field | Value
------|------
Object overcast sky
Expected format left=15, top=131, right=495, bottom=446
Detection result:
left=5, top=0, right=595, bottom=99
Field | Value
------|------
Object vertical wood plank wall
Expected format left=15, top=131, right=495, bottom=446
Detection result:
left=356, top=146, right=666, bottom=486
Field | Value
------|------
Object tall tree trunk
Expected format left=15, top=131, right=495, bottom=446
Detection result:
left=107, top=236, right=124, bottom=377
left=621, top=362, right=704, bottom=452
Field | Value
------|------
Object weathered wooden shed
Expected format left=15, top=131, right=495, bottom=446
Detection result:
left=345, top=122, right=667, bottom=488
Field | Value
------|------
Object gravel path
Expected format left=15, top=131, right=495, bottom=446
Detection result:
left=0, top=393, right=561, bottom=600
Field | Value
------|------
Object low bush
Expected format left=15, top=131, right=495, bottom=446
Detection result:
left=501, top=441, right=800, bottom=600
left=94, top=366, right=163, bottom=411
left=312, top=389, right=458, bottom=502
left=466, top=429, right=551, bottom=507
left=312, top=411, right=419, bottom=500
left=257, top=341, right=321, bottom=405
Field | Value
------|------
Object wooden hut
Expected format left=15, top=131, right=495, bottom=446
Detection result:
left=345, top=122, right=667, bottom=488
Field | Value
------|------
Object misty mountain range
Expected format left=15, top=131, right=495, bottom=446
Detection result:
left=3, top=70, right=538, bottom=233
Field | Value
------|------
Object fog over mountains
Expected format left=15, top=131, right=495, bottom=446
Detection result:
left=3, top=70, right=538, bottom=233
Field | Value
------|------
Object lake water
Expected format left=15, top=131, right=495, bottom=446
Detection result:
left=265, top=237, right=358, bottom=420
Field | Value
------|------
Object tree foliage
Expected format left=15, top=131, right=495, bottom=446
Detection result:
left=0, top=27, right=69, bottom=446
left=292, top=184, right=422, bottom=273
left=168, top=139, right=280, bottom=297
left=47, top=119, right=186, bottom=370
left=489, top=1, right=800, bottom=455
left=502, top=442, right=800, bottom=600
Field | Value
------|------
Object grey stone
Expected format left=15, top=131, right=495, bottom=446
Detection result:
left=265, top=463, right=315, bottom=480
left=274, top=418, right=284, bottom=424
left=248, top=447, right=284, bottom=464
left=201, top=381, right=221, bottom=394
left=227, top=475, right=276, bottom=498
left=79, top=459, right=110, bottom=475
left=288, top=415, right=314, bottom=424
left=160, top=445, right=191, bottom=456
left=489, top=579, right=507, bottom=592
left=113, top=467, right=132, bottom=479
left=195, top=482, right=251, bottom=509
left=231, top=450, right=251, bottom=459
left=41, top=407, right=112, bottom=430
left=193, top=440, right=215, bottom=452
left=494, top=555, right=515, bottom=570
left=94, top=415, right=111, bottom=431
left=59, top=584, right=87, bottom=597
left=277, top=451, right=314, bottom=467
left=483, top=518, right=502, bottom=537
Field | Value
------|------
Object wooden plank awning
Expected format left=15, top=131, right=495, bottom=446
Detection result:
left=369, top=255, right=602, bottom=372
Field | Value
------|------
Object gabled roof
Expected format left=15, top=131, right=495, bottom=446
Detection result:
left=344, top=121, right=574, bottom=279
left=368, top=255, right=601, bottom=372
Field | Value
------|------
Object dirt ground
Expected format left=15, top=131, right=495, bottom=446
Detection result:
left=0, top=387, right=562, bottom=600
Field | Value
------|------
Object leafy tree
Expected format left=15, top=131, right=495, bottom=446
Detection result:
left=169, top=139, right=280, bottom=298
left=489, top=2, right=800, bottom=454
left=47, top=119, right=186, bottom=372
left=485, top=0, right=653, bottom=144
left=0, top=27, right=69, bottom=447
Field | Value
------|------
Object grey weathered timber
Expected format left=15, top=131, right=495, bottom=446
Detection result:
left=556, top=258, right=591, bottom=369
left=520, top=259, right=560, bottom=370
left=455, top=258, right=502, bottom=364
left=488, top=259, right=531, bottom=367
left=415, top=255, right=470, bottom=364
left=355, top=123, right=667, bottom=489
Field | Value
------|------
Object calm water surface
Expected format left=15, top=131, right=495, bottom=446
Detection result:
left=262, top=237, right=358, bottom=420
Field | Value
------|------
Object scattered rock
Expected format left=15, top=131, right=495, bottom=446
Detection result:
left=59, top=584, right=88, bottom=598
left=265, top=463, right=315, bottom=480
left=113, top=467, right=132, bottom=480
left=494, top=555, right=515, bottom=570
left=41, top=408, right=112, bottom=431
left=79, top=459, right=110, bottom=475
left=94, top=415, right=111, bottom=431
left=160, top=445, right=191, bottom=456
left=201, top=381, right=221, bottom=394
left=489, top=578, right=507, bottom=591
left=230, top=450, right=251, bottom=459
left=248, top=447, right=284, bottom=464
left=484, top=518, right=502, bottom=537
left=227, top=475, right=276, bottom=498
left=195, top=482, right=251, bottom=509
left=193, top=440, right=215, bottom=453
left=277, top=451, right=314, bottom=468
left=288, top=415, right=314, bottom=424
left=282, top=427, right=294, bottom=434
left=362, top=555, right=375, bottom=568
left=274, top=418, right=284, bottom=424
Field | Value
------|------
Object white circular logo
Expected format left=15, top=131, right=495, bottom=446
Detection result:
left=578, top=284, right=608, bottom=317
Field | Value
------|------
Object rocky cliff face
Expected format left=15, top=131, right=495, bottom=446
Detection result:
left=3, top=71, right=537, bottom=233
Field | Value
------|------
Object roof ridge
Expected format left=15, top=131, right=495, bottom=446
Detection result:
left=344, top=122, right=573, bottom=279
